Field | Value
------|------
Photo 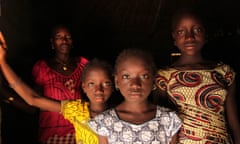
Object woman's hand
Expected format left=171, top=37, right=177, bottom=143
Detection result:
left=0, top=31, right=7, bottom=64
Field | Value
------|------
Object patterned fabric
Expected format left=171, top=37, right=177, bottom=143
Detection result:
left=44, top=133, right=75, bottom=144
left=32, top=57, right=88, bottom=143
left=156, top=63, right=235, bottom=144
left=89, top=106, right=182, bottom=144
left=61, top=99, right=98, bottom=144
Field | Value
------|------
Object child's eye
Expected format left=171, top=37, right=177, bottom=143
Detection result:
left=141, top=74, right=149, bottom=79
left=102, top=82, right=112, bottom=88
left=87, top=82, right=95, bottom=87
left=193, top=27, right=204, bottom=34
left=176, top=30, right=185, bottom=36
left=122, top=74, right=129, bottom=79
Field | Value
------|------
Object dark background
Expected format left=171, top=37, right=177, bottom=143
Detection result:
left=0, top=0, right=239, bottom=143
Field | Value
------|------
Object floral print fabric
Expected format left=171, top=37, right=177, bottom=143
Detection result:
left=89, top=106, right=182, bottom=144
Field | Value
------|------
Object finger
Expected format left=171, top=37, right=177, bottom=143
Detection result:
left=0, top=31, right=8, bottom=49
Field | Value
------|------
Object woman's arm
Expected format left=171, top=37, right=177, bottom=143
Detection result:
left=0, top=32, right=61, bottom=112
left=0, top=81, right=37, bottom=113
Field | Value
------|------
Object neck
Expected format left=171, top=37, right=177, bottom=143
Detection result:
left=89, top=104, right=107, bottom=118
left=54, top=56, right=73, bottom=71
left=119, top=101, right=153, bottom=113
left=89, top=104, right=107, bottom=114
left=176, top=55, right=204, bottom=65
left=55, top=55, right=70, bottom=63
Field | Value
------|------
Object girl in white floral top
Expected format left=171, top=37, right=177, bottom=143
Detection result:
left=89, top=48, right=182, bottom=144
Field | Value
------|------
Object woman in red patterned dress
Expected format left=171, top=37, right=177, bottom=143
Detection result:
left=32, top=24, right=88, bottom=144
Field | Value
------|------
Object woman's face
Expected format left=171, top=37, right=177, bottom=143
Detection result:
left=82, top=68, right=113, bottom=105
left=172, top=14, right=206, bottom=56
left=51, top=27, right=73, bottom=55
left=114, top=57, right=154, bottom=103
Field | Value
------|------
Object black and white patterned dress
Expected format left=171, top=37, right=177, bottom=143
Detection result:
left=89, top=106, right=182, bottom=144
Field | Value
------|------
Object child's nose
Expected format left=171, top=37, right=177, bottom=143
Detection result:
left=130, top=77, right=141, bottom=87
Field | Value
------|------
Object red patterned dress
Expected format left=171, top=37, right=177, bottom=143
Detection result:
left=32, top=57, right=88, bottom=143
left=156, top=63, right=235, bottom=144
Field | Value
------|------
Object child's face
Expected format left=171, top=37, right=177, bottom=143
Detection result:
left=82, top=68, right=113, bottom=105
left=115, top=57, right=154, bottom=102
left=172, top=14, right=206, bottom=56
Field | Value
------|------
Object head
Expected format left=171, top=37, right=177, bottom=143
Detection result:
left=81, top=58, right=114, bottom=105
left=50, top=24, right=73, bottom=55
left=114, top=48, right=157, bottom=102
left=171, top=8, right=207, bottom=56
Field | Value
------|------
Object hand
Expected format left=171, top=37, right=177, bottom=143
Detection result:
left=0, top=31, right=7, bottom=64
left=0, top=31, right=7, bottom=49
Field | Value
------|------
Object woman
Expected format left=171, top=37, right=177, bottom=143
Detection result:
left=0, top=31, right=114, bottom=143
left=31, top=24, right=88, bottom=143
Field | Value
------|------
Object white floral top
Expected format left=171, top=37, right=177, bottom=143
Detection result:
left=88, top=106, right=182, bottom=144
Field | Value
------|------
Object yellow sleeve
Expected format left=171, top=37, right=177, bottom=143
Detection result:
left=61, top=99, right=90, bottom=123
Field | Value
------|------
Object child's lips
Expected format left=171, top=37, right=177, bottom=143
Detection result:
left=94, top=95, right=105, bottom=101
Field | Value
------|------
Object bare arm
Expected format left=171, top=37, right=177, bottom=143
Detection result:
left=169, top=133, right=177, bottom=144
left=0, top=77, right=38, bottom=114
left=0, top=32, right=61, bottom=112
left=226, top=80, right=240, bottom=144
left=98, top=135, right=108, bottom=144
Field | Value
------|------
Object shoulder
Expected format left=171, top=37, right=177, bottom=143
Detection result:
left=157, top=66, right=176, bottom=78
left=62, top=99, right=87, bottom=108
left=156, top=106, right=179, bottom=119
left=156, top=105, right=174, bottom=113
left=33, top=59, right=47, bottom=68
left=156, top=105, right=182, bottom=128
left=78, top=56, right=89, bottom=65
left=88, top=108, right=117, bottom=137
left=155, top=67, right=175, bottom=90
left=61, top=99, right=90, bottom=120
left=215, top=62, right=236, bottom=85
left=90, top=108, right=116, bottom=124
left=32, top=59, right=50, bottom=79
left=96, top=108, right=115, bottom=119
left=215, top=62, right=236, bottom=77
left=62, top=99, right=90, bottom=113
left=215, top=62, right=235, bottom=71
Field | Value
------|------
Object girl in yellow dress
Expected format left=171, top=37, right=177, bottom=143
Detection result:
left=0, top=31, right=114, bottom=144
